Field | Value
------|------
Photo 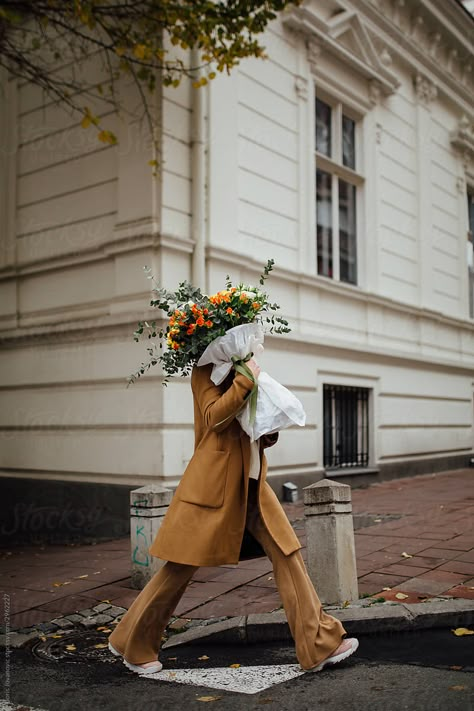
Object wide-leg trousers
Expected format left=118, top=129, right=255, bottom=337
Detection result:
left=108, top=479, right=347, bottom=671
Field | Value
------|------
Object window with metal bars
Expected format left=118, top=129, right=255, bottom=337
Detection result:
left=323, top=384, right=369, bottom=469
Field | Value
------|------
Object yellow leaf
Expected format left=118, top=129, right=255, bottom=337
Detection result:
left=81, top=115, right=91, bottom=129
left=98, top=130, right=117, bottom=145
left=65, top=644, right=76, bottom=651
left=133, top=44, right=147, bottom=60
left=452, top=627, right=474, bottom=636
left=208, top=72, right=216, bottom=80
left=115, top=46, right=126, bottom=57
left=198, top=655, right=210, bottom=660
left=148, top=160, right=158, bottom=167
left=49, top=634, right=63, bottom=639
left=395, top=593, right=409, bottom=600
left=449, top=685, right=467, bottom=691
left=342, top=600, right=350, bottom=608
left=76, top=574, right=89, bottom=579
left=401, top=552, right=413, bottom=558
left=197, top=697, right=222, bottom=703
left=39, top=635, right=47, bottom=642
left=229, top=663, right=240, bottom=668
left=93, top=643, right=108, bottom=649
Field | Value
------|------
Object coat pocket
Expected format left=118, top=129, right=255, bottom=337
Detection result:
left=178, top=448, right=230, bottom=508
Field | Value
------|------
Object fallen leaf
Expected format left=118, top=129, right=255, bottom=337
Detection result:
left=93, top=643, right=108, bottom=649
left=167, top=657, right=177, bottom=661
left=229, top=663, right=241, bottom=668
left=111, top=620, right=120, bottom=625
left=96, top=626, right=108, bottom=631
left=395, top=593, right=409, bottom=600
left=449, top=665, right=463, bottom=670
left=93, top=571, right=102, bottom=575
left=449, top=685, right=467, bottom=691
left=49, top=634, right=63, bottom=639
left=401, top=552, right=413, bottom=558
left=452, top=627, right=474, bottom=636
left=198, top=655, right=210, bottom=660
left=62, top=581, right=71, bottom=585
left=52, top=582, right=65, bottom=587
left=100, top=599, right=111, bottom=603
left=374, top=518, right=382, bottom=522
left=382, top=587, right=392, bottom=591
left=197, top=697, right=222, bottom=703
left=76, top=574, right=89, bottom=579
left=342, top=600, right=350, bottom=608
left=267, top=576, right=273, bottom=581
left=39, top=635, right=47, bottom=642
left=65, top=644, right=77, bottom=651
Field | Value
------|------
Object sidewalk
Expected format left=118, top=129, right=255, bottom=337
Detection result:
left=1, top=468, right=473, bottom=644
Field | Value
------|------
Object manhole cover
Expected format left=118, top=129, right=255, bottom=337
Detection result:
left=30, top=629, right=116, bottom=665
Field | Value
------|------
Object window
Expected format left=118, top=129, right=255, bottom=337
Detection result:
left=323, top=385, right=369, bottom=469
left=315, top=97, right=363, bottom=285
left=468, top=190, right=474, bottom=319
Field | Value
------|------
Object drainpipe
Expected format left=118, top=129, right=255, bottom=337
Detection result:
left=190, top=47, right=207, bottom=291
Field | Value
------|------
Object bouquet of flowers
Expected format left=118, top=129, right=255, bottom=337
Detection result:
left=129, top=259, right=289, bottom=384
left=129, top=259, right=306, bottom=440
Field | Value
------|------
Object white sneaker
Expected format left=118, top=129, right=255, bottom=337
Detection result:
left=109, top=640, right=162, bottom=675
left=306, top=637, right=359, bottom=673
left=122, top=658, right=163, bottom=676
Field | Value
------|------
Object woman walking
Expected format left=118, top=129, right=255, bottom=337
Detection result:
left=108, top=356, right=359, bottom=675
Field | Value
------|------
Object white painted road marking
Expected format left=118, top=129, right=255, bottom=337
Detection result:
left=146, top=663, right=306, bottom=694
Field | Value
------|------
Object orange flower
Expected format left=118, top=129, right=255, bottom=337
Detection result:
left=187, top=324, right=196, bottom=335
left=172, top=342, right=180, bottom=350
left=226, top=307, right=233, bottom=315
left=196, top=316, right=205, bottom=326
left=205, top=320, right=213, bottom=327
left=203, top=308, right=209, bottom=315
left=252, top=302, right=260, bottom=310
left=240, top=294, right=248, bottom=302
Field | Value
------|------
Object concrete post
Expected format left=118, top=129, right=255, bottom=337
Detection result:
left=130, top=484, right=173, bottom=589
left=303, top=478, right=358, bottom=605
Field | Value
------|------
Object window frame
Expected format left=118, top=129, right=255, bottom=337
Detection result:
left=315, top=89, right=364, bottom=285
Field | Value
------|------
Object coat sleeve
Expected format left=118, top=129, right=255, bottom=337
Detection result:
left=191, top=363, right=254, bottom=433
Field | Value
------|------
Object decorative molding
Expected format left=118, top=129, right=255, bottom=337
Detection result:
left=295, top=75, right=309, bottom=100
left=0, top=232, right=195, bottom=281
left=413, top=73, right=437, bottom=106
left=284, top=6, right=400, bottom=98
left=456, top=176, right=465, bottom=195
left=375, top=122, right=383, bottom=145
left=451, top=115, right=474, bottom=174
left=346, top=0, right=473, bottom=111
left=306, top=38, right=323, bottom=74
left=369, top=79, right=384, bottom=106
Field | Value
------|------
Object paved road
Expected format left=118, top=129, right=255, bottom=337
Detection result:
left=1, top=628, right=473, bottom=711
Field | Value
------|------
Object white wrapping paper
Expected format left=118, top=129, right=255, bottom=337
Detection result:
left=197, top=323, right=306, bottom=441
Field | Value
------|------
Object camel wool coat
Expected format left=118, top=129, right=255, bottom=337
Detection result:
left=148, top=362, right=302, bottom=567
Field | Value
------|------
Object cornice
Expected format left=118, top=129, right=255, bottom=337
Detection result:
left=282, top=1, right=473, bottom=111
left=0, top=231, right=195, bottom=280
left=348, top=0, right=473, bottom=109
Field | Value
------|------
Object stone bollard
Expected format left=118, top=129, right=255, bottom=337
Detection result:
left=303, top=478, right=358, bottom=605
left=130, top=484, right=173, bottom=590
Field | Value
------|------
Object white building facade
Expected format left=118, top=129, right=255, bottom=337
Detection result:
left=0, top=0, right=473, bottom=540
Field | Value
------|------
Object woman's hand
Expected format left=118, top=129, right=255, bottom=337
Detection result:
left=246, top=357, right=261, bottom=381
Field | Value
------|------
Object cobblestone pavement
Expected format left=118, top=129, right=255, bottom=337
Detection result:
left=1, top=469, right=473, bottom=644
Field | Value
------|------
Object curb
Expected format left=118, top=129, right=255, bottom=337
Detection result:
left=162, top=598, right=474, bottom=649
